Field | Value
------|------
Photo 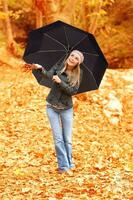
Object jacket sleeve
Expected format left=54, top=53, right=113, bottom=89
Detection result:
left=32, top=65, right=57, bottom=80
left=58, top=69, right=83, bottom=96
left=41, top=65, right=57, bottom=80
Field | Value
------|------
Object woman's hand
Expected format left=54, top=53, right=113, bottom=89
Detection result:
left=52, top=75, right=61, bottom=83
left=23, top=63, right=43, bottom=72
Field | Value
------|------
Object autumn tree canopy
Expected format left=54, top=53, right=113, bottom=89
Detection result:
left=0, top=0, right=133, bottom=68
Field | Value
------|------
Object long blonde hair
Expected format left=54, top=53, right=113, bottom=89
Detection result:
left=60, top=60, right=81, bottom=87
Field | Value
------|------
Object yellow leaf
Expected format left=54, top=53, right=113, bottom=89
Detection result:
left=125, top=164, right=133, bottom=172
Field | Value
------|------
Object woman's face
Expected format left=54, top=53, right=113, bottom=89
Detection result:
left=66, top=52, right=79, bottom=69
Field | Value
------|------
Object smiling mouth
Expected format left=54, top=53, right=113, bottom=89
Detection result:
left=69, top=59, right=74, bottom=63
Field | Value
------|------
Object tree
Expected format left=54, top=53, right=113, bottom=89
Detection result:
left=88, top=0, right=103, bottom=34
left=57, top=0, right=79, bottom=24
left=2, top=0, right=16, bottom=54
left=43, top=0, right=58, bottom=24
left=33, top=0, right=44, bottom=28
left=42, top=0, right=79, bottom=25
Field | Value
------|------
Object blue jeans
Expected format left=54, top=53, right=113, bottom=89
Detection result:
left=46, top=105, right=75, bottom=171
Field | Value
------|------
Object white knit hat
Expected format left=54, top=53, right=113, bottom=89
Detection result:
left=70, top=50, right=84, bottom=64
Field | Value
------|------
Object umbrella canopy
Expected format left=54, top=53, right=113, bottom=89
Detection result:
left=23, top=20, right=108, bottom=94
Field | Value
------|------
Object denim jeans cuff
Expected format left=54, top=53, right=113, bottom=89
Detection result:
left=58, top=167, right=70, bottom=172
left=69, top=163, right=75, bottom=169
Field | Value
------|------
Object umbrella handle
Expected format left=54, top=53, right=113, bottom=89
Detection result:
left=54, top=71, right=57, bottom=75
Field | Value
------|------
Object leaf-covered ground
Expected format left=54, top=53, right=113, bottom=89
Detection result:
left=0, top=64, right=132, bottom=200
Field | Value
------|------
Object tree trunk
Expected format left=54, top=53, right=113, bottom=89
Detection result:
left=43, top=0, right=49, bottom=24
left=89, top=0, right=103, bottom=34
left=61, top=0, right=78, bottom=24
left=43, top=0, right=79, bottom=25
left=44, top=0, right=58, bottom=23
left=2, top=0, right=16, bottom=54
left=34, top=0, right=44, bottom=28
left=51, top=0, right=79, bottom=24
left=82, top=0, right=89, bottom=31
left=35, top=8, right=43, bottom=28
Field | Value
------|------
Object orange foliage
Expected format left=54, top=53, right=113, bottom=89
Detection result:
left=0, top=64, right=132, bottom=199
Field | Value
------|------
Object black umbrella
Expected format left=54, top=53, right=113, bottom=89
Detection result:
left=23, top=20, right=108, bottom=94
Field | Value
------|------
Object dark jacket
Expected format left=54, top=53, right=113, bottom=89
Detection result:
left=36, top=65, right=83, bottom=110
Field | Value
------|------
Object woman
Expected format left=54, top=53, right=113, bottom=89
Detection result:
left=25, top=50, right=84, bottom=173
